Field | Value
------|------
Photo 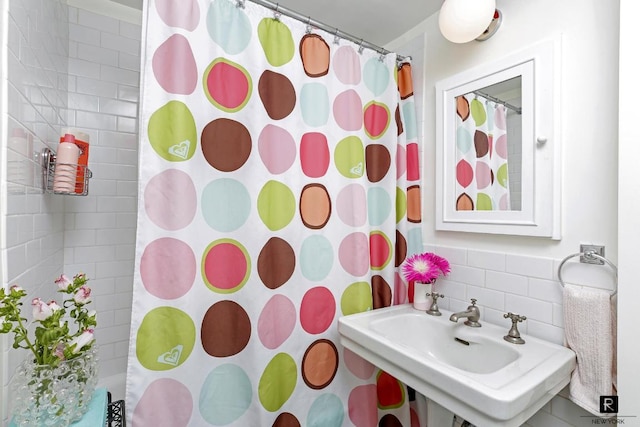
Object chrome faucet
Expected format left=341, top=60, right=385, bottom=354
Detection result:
left=449, top=298, right=481, bottom=327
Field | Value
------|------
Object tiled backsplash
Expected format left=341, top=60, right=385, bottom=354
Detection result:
left=426, top=244, right=616, bottom=345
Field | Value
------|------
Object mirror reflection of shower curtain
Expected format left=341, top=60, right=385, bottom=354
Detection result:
left=126, top=0, right=424, bottom=425
left=455, top=94, right=510, bottom=211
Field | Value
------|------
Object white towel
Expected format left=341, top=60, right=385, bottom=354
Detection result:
left=563, top=284, right=617, bottom=417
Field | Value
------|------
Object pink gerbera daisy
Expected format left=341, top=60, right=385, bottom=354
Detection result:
left=402, top=252, right=450, bottom=283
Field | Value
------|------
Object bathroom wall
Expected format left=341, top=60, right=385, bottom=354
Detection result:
left=0, top=0, right=140, bottom=420
left=62, top=5, right=141, bottom=398
left=618, top=0, right=640, bottom=417
left=388, top=0, right=620, bottom=425
left=0, top=0, right=70, bottom=422
left=389, top=0, right=619, bottom=260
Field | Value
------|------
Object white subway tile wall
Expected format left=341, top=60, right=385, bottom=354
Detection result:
left=1, top=0, right=70, bottom=422
left=426, top=243, right=615, bottom=343
left=64, top=6, right=140, bottom=384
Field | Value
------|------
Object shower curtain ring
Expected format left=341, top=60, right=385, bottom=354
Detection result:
left=358, top=39, right=365, bottom=54
left=235, top=0, right=245, bottom=8
left=274, top=3, right=281, bottom=20
left=305, top=16, right=312, bottom=34
left=333, top=29, right=340, bottom=45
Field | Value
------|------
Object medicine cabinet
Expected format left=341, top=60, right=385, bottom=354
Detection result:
left=435, top=39, right=561, bottom=238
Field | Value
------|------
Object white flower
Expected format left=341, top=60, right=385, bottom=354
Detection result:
left=1, top=272, right=98, bottom=366
left=32, top=298, right=54, bottom=321
left=73, top=286, right=92, bottom=304
left=47, top=300, right=62, bottom=311
left=54, top=274, right=73, bottom=291
left=68, top=329, right=94, bottom=353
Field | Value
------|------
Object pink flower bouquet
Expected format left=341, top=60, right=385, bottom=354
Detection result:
left=402, top=252, right=450, bottom=283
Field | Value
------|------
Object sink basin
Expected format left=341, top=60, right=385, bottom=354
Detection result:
left=370, top=312, right=520, bottom=374
left=338, top=304, right=576, bottom=427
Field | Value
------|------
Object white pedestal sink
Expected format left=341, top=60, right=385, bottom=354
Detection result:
left=338, top=304, right=576, bottom=427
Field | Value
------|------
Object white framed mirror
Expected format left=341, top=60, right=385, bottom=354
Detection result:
left=435, top=39, right=561, bottom=238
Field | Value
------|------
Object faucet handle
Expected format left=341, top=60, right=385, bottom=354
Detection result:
left=504, top=312, right=526, bottom=323
left=469, top=298, right=477, bottom=306
left=426, top=292, right=444, bottom=301
left=503, top=312, right=527, bottom=344
left=426, top=293, right=444, bottom=316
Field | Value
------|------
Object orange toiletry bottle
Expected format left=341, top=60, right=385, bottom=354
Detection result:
left=60, top=130, right=90, bottom=194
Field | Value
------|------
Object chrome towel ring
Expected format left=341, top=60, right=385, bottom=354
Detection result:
left=557, top=251, right=618, bottom=297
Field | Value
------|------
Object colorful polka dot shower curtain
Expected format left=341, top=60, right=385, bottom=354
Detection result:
left=455, top=94, right=511, bottom=211
left=126, top=0, right=423, bottom=425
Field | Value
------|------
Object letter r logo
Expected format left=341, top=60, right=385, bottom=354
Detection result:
left=599, top=395, right=618, bottom=413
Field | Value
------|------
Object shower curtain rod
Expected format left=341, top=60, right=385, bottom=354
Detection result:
left=241, top=0, right=410, bottom=62
left=473, top=90, right=522, bottom=115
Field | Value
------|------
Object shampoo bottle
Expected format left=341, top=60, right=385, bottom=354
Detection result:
left=52, top=133, right=80, bottom=193
left=7, top=127, right=33, bottom=187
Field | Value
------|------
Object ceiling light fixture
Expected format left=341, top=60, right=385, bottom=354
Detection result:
left=438, top=0, right=502, bottom=43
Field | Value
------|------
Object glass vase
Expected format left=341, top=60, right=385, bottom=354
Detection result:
left=11, top=346, right=99, bottom=427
